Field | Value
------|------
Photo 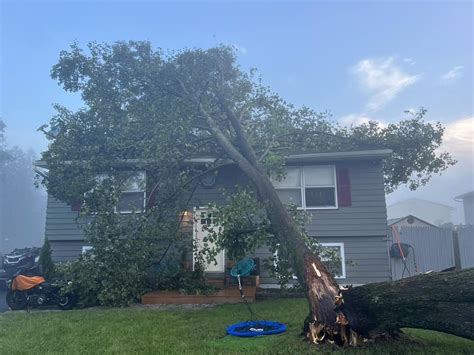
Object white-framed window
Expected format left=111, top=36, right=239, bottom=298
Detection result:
left=88, top=171, right=146, bottom=214
left=320, top=242, right=346, bottom=279
left=82, top=246, right=93, bottom=254
left=273, top=242, right=346, bottom=280
left=272, top=165, right=337, bottom=209
left=115, top=171, right=146, bottom=214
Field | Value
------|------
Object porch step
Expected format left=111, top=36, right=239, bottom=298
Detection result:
left=141, top=286, right=256, bottom=305
left=205, top=278, right=225, bottom=287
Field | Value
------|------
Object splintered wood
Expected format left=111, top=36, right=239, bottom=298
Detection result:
left=311, top=263, right=321, bottom=277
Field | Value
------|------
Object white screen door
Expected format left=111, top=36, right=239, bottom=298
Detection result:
left=193, top=209, right=225, bottom=272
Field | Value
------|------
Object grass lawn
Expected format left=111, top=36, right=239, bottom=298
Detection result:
left=0, top=298, right=472, bottom=354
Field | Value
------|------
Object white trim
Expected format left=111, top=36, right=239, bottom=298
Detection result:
left=320, top=242, right=346, bottom=279
left=82, top=246, right=93, bottom=254
left=273, top=241, right=346, bottom=279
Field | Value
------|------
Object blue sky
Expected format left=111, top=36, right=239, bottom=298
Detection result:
left=1, top=0, right=473, bottom=221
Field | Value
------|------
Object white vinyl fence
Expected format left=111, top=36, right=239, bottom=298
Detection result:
left=388, top=226, right=473, bottom=281
left=457, top=226, right=474, bottom=268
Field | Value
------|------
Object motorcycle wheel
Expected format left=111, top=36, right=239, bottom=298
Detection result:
left=6, top=290, right=28, bottom=310
left=58, top=293, right=75, bottom=310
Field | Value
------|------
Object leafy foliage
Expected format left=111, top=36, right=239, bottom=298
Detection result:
left=153, top=261, right=217, bottom=295
left=39, top=237, right=55, bottom=279
left=41, top=42, right=454, bottom=199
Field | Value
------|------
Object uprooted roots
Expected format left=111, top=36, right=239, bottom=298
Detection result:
left=304, top=290, right=400, bottom=347
left=306, top=320, right=363, bottom=346
left=305, top=290, right=364, bottom=346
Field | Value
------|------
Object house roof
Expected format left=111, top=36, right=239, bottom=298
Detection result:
left=388, top=214, right=438, bottom=228
left=34, top=149, right=393, bottom=169
left=454, top=191, right=474, bottom=201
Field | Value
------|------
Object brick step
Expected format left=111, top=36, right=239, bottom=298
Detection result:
left=205, top=278, right=225, bottom=287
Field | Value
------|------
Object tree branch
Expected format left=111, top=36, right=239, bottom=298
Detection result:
left=218, top=97, right=259, bottom=166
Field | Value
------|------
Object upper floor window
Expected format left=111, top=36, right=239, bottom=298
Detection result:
left=272, top=165, right=337, bottom=209
left=115, top=171, right=146, bottom=213
left=90, top=171, right=146, bottom=214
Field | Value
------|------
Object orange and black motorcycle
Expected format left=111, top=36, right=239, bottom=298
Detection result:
left=6, top=269, right=76, bottom=310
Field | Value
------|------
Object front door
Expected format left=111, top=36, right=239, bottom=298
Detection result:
left=193, top=209, right=225, bottom=272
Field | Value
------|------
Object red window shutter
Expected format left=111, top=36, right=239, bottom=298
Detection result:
left=70, top=199, right=82, bottom=212
left=336, top=167, right=352, bottom=207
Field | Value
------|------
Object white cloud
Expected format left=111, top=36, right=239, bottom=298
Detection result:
left=352, top=57, right=421, bottom=112
left=441, top=66, right=464, bottom=81
left=339, top=113, right=388, bottom=128
left=233, top=44, right=248, bottom=55
left=403, top=58, right=416, bottom=65
left=339, top=113, right=372, bottom=126
left=441, top=117, right=474, bottom=157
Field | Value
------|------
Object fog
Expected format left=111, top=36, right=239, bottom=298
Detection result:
left=0, top=138, right=47, bottom=253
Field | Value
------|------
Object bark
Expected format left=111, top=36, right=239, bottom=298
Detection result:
left=341, top=268, right=474, bottom=341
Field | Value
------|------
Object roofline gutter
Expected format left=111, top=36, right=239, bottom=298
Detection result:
left=34, top=149, right=393, bottom=169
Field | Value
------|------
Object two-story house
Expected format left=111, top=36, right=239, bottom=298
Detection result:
left=35, top=148, right=392, bottom=287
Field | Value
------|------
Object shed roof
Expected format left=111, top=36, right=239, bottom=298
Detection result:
left=388, top=214, right=438, bottom=228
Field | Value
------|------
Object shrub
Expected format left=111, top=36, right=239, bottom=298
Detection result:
left=39, top=237, right=55, bottom=279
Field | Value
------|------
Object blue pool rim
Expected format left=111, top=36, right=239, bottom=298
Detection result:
left=226, top=320, right=287, bottom=337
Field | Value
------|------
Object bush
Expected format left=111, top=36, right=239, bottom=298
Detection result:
left=55, top=240, right=153, bottom=307
left=39, top=237, right=55, bottom=279
left=153, top=261, right=217, bottom=295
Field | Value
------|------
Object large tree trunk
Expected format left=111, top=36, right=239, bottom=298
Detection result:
left=340, top=268, right=474, bottom=341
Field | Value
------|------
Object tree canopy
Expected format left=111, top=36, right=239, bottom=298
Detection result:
left=41, top=41, right=454, bottom=204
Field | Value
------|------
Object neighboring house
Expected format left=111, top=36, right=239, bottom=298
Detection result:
left=387, top=198, right=455, bottom=226
left=35, top=149, right=393, bottom=287
left=454, top=191, right=474, bottom=225
left=388, top=215, right=437, bottom=229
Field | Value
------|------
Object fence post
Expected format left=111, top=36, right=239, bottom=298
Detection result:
left=452, top=229, right=462, bottom=270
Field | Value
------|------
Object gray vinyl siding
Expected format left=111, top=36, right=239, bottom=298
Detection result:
left=50, top=240, right=85, bottom=262
left=305, top=160, right=388, bottom=237
left=255, top=235, right=391, bottom=286
left=45, top=195, right=86, bottom=241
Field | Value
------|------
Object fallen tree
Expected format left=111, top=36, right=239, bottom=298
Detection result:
left=337, top=268, right=474, bottom=342
left=41, top=42, right=461, bottom=344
